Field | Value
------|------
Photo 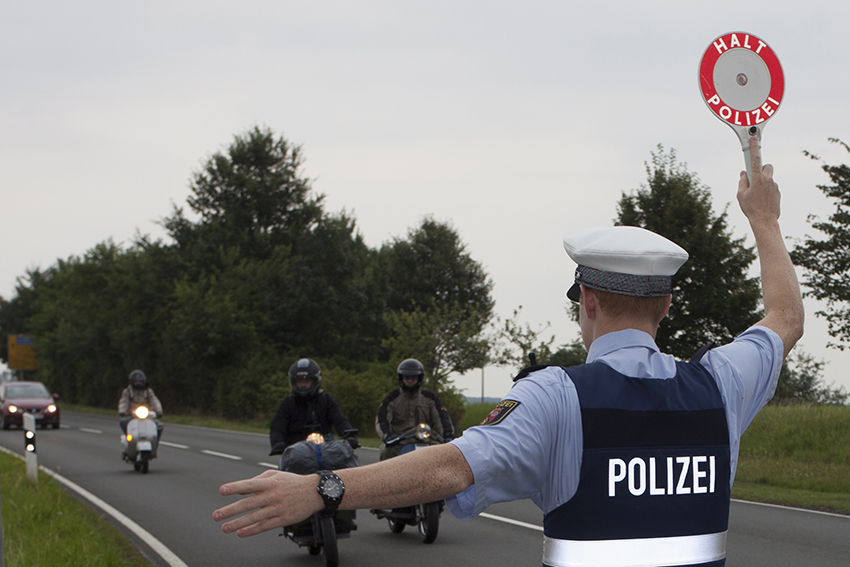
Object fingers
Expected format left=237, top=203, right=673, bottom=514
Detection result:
left=749, top=136, right=762, bottom=175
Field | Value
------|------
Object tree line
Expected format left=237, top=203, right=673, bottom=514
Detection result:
left=1, top=128, right=846, bottom=435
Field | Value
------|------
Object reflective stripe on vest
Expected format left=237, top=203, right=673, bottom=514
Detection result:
left=543, top=531, right=727, bottom=567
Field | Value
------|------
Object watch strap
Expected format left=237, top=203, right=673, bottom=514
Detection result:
left=316, top=470, right=344, bottom=516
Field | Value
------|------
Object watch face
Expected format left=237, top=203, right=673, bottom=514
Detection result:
left=323, top=478, right=344, bottom=499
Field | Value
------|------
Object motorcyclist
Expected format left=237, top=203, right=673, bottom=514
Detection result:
left=375, top=358, right=454, bottom=460
left=118, top=369, right=164, bottom=441
left=269, top=358, right=358, bottom=456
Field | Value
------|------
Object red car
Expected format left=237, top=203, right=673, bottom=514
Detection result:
left=0, top=381, right=60, bottom=429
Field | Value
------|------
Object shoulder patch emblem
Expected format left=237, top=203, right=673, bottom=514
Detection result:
left=479, top=400, right=521, bottom=426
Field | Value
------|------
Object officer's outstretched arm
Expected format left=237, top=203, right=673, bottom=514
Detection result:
left=214, top=443, right=473, bottom=538
left=737, top=136, right=805, bottom=359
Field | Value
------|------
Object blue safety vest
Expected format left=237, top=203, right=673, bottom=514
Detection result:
left=542, top=361, right=731, bottom=567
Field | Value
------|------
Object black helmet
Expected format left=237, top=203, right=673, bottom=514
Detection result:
left=129, top=370, right=147, bottom=390
left=288, top=358, right=322, bottom=398
left=397, top=358, right=425, bottom=393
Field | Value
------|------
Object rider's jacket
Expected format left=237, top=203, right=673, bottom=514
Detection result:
left=542, top=361, right=731, bottom=567
left=118, top=386, right=164, bottom=416
left=375, top=388, right=454, bottom=441
left=269, top=391, right=353, bottom=450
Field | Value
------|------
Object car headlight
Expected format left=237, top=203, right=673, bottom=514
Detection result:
left=8, top=405, right=17, bottom=414
left=47, top=404, right=57, bottom=413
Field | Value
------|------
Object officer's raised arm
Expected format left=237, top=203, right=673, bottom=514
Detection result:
left=737, top=135, right=805, bottom=359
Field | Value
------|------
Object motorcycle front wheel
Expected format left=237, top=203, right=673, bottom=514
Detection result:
left=418, top=502, right=440, bottom=544
left=319, top=514, right=338, bottom=567
left=139, top=450, right=150, bottom=474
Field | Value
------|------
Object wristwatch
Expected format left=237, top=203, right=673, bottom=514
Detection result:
left=316, top=470, right=345, bottom=515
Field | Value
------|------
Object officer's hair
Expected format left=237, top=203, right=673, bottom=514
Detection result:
left=591, top=289, right=669, bottom=324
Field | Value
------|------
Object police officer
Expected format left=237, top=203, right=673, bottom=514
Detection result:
left=375, top=358, right=454, bottom=460
left=214, top=137, right=804, bottom=567
left=269, top=358, right=358, bottom=455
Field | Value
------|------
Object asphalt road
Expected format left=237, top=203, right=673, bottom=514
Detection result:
left=2, top=411, right=848, bottom=566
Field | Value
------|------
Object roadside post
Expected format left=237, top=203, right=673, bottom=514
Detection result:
left=699, top=32, right=785, bottom=181
left=24, top=412, right=37, bottom=484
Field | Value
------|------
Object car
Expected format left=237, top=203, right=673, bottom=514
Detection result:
left=0, top=381, right=60, bottom=429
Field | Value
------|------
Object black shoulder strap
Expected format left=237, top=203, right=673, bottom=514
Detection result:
left=690, top=342, right=717, bottom=363
left=513, top=364, right=552, bottom=382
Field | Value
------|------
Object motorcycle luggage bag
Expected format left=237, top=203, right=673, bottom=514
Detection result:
left=281, top=439, right=359, bottom=474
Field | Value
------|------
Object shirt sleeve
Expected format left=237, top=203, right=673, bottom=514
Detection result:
left=700, top=325, right=784, bottom=480
left=446, top=367, right=582, bottom=519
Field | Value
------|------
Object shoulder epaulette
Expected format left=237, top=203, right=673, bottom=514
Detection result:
left=513, top=364, right=553, bottom=382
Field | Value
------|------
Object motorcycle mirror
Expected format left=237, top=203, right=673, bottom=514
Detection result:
left=698, top=32, right=784, bottom=181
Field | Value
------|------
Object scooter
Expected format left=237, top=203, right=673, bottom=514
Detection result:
left=370, top=423, right=445, bottom=544
left=121, top=405, right=160, bottom=474
left=280, top=429, right=360, bottom=567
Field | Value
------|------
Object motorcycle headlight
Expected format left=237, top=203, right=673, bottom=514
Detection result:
left=306, top=432, right=325, bottom=444
left=47, top=404, right=57, bottom=413
left=134, top=406, right=149, bottom=419
left=8, top=405, right=18, bottom=414
left=415, top=423, right=432, bottom=442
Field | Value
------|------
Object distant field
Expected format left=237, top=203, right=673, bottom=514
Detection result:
left=734, top=404, right=850, bottom=514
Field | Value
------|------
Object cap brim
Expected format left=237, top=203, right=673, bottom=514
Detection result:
left=567, top=283, right=581, bottom=303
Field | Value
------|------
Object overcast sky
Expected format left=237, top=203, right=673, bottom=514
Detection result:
left=3, top=1, right=850, bottom=399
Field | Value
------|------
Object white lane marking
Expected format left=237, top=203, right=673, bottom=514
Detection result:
left=201, top=449, right=242, bottom=460
left=159, top=441, right=189, bottom=449
left=258, top=462, right=278, bottom=469
left=59, top=424, right=71, bottom=429
left=0, top=445, right=188, bottom=567
left=732, top=498, right=850, bottom=519
left=79, top=427, right=103, bottom=434
left=479, top=512, right=543, bottom=531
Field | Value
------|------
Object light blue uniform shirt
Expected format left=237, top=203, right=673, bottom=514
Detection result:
left=446, top=326, right=784, bottom=520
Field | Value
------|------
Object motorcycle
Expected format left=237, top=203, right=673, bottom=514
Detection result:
left=279, top=429, right=360, bottom=567
left=120, top=405, right=160, bottom=474
left=370, top=423, right=445, bottom=544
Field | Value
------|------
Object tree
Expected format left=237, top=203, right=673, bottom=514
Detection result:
left=615, top=146, right=762, bottom=359
left=791, top=138, right=850, bottom=349
left=494, top=307, right=556, bottom=371
left=771, top=351, right=848, bottom=405
left=379, top=217, right=495, bottom=389
left=163, top=125, right=324, bottom=266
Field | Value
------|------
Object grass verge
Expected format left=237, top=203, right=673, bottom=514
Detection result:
left=0, top=451, right=151, bottom=567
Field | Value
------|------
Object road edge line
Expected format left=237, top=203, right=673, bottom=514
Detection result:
left=0, top=445, right=189, bottom=567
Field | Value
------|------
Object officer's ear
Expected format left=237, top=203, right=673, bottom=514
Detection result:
left=580, top=285, right=598, bottom=319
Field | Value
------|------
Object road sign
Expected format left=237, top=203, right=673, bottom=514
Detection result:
left=7, top=334, right=38, bottom=371
left=699, top=32, right=785, bottom=179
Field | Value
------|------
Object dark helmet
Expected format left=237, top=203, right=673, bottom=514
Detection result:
left=288, top=358, right=322, bottom=398
left=129, top=369, right=147, bottom=390
left=397, top=358, right=425, bottom=393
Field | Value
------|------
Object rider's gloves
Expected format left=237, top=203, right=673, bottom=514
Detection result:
left=347, top=437, right=361, bottom=450
left=119, top=412, right=128, bottom=418
left=269, top=442, right=286, bottom=456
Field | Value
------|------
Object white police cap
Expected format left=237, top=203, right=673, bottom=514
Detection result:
left=563, top=226, right=688, bottom=302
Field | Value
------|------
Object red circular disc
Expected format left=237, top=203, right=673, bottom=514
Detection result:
left=699, top=32, right=784, bottom=128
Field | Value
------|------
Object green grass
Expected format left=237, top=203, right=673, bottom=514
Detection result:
left=0, top=451, right=151, bottom=567
left=459, top=402, right=496, bottom=430
left=733, top=404, right=850, bottom=514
